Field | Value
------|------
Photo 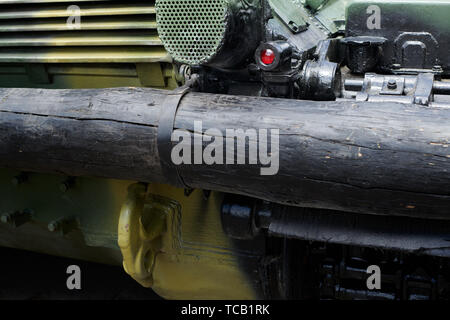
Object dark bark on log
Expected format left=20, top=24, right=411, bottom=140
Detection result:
left=0, top=87, right=449, bottom=219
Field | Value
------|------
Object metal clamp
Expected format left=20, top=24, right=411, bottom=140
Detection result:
left=157, top=75, right=199, bottom=188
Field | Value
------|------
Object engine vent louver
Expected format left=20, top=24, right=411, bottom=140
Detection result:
left=0, top=0, right=169, bottom=63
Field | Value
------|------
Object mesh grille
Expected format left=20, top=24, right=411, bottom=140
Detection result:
left=156, top=0, right=228, bottom=65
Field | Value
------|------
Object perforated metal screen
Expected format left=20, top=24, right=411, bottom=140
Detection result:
left=156, top=0, right=228, bottom=65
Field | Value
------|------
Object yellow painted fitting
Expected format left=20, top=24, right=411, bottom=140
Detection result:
left=118, top=183, right=259, bottom=299
left=118, top=183, right=168, bottom=288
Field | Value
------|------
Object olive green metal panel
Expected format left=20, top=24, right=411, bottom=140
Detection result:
left=271, top=0, right=353, bottom=35
left=0, top=0, right=169, bottom=63
left=347, top=0, right=450, bottom=30
left=0, top=0, right=174, bottom=88
left=0, top=169, right=128, bottom=249
left=0, top=62, right=177, bottom=89
left=270, top=0, right=309, bottom=33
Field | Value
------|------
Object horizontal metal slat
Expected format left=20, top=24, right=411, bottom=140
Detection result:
left=0, top=31, right=162, bottom=46
left=0, top=0, right=134, bottom=4
left=0, top=16, right=157, bottom=32
left=0, top=0, right=164, bottom=63
left=0, top=46, right=170, bottom=63
left=0, top=3, right=156, bottom=19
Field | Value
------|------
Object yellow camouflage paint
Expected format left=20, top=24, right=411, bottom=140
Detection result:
left=119, top=183, right=258, bottom=300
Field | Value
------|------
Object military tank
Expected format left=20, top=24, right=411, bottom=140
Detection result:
left=0, top=0, right=449, bottom=300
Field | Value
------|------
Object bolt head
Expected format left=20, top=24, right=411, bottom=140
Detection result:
left=387, top=79, right=398, bottom=90
left=48, top=222, right=58, bottom=232
left=0, top=215, right=10, bottom=224
left=60, top=183, right=69, bottom=193
left=433, top=65, right=442, bottom=72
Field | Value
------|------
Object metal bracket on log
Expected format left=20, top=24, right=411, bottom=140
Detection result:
left=157, top=76, right=198, bottom=188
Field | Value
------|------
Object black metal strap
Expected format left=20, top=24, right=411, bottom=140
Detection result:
left=157, top=85, right=192, bottom=188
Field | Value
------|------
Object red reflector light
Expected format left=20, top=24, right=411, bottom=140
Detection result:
left=261, top=49, right=275, bottom=65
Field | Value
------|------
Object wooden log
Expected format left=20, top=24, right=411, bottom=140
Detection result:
left=0, top=87, right=449, bottom=219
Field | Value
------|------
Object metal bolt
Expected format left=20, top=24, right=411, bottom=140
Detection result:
left=48, top=216, right=78, bottom=234
left=12, top=172, right=28, bottom=186
left=60, top=183, right=69, bottom=193
left=60, top=177, right=75, bottom=193
left=256, top=208, right=272, bottom=229
left=0, top=214, right=11, bottom=224
left=203, top=190, right=211, bottom=200
left=48, top=221, right=60, bottom=232
left=387, top=79, right=397, bottom=90
left=432, top=65, right=443, bottom=72
left=1, top=210, right=32, bottom=227
left=184, top=188, right=194, bottom=197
